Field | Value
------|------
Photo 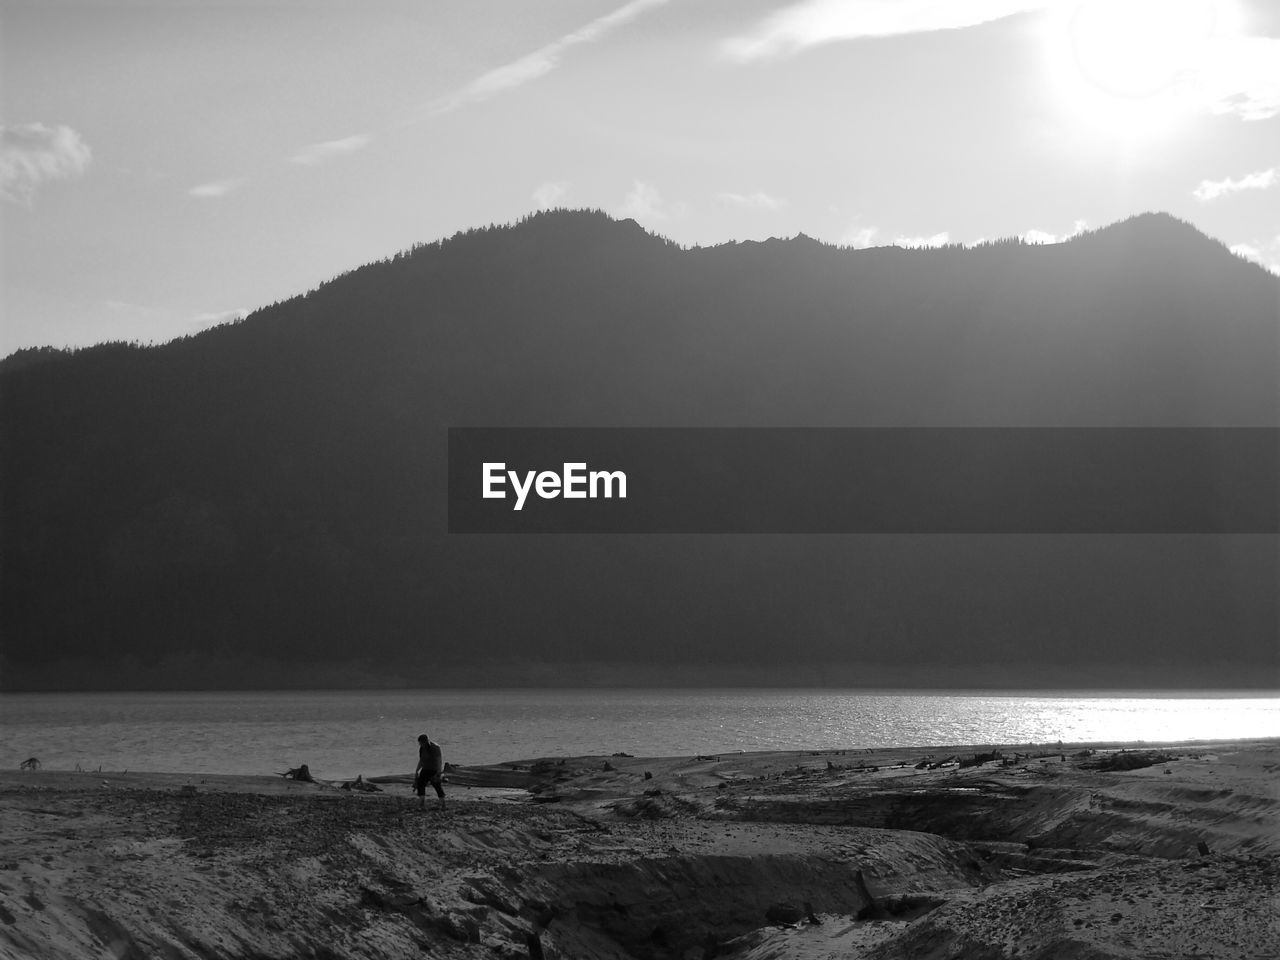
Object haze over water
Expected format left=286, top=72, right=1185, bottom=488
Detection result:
left=4, top=689, right=1277, bottom=782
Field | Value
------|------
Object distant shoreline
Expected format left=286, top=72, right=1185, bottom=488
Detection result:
left=8, top=735, right=1278, bottom=785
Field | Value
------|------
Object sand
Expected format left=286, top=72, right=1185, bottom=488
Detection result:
left=1, top=738, right=1276, bottom=959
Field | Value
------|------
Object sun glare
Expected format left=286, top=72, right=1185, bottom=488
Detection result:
left=1042, top=0, right=1236, bottom=144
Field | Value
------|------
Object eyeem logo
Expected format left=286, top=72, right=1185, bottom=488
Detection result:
left=482, top=462, right=627, bottom=511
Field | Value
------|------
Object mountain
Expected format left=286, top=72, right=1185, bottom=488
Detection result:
left=1, top=210, right=1276, bottom=691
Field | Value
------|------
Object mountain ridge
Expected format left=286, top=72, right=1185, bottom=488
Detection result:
left=1, top=209, right=1265, bottom=369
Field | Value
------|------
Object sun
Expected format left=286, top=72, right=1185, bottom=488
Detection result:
left=1069, top=0, right=1215, bottom=98
left=1041, top=0, right=1235, bottom=143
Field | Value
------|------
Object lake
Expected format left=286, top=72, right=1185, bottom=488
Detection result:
left=3, top=689, right=1277, bottom=782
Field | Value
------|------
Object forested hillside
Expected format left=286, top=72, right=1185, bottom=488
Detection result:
left=2, top=210, right=1275, bottom=690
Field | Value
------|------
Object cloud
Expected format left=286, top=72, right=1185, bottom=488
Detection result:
left=723, top=0, right=1279, bottom=120
left=188, top=178, right=243, bottom=199
left=846, top=219, right=1086, bottom=251
left=1230, top=235, right=1280, bottom=275
left=618, top=180, right=684, bottom=221
left=1196, top=36, right=1280, bottom=121
left=430, top=0, right=672, bottom=113
left=839, top=224, right=880, bottom=248
left=289, top=134, right=371, bottom=166
left=721, top=0, right=1046, bottom=62
left=1021, top=229, right=1057, bottom=244
left=532, top=181, right=569, bottom=209
left=0, top=123, right=92, bottom=203
left=105, top=301, right=250, bottom=330
left=1019, top=219, right=1089, bottom=244
left=893, top=231, right=951, bottom=248
left=1193, top=166, right=1276, bottom=202
left=716, top=191, right=788, bottom=211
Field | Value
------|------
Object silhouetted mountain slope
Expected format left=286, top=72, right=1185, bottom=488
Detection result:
left=2, top=210, right=1276, bottom=690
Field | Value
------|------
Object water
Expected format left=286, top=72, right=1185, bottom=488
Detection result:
left=2, top=689, right=1276, bottom=782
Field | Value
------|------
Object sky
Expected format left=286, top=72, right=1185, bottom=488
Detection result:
left=2, top=0, right=1278, bottom=354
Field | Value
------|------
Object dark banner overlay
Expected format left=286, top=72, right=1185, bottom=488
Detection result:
left=447, top=428, right=1278, bottom=534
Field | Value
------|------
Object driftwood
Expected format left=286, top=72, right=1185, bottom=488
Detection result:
left=19, top=757, right=40, bottom=771
left=280, top=764, right=315, bottom=782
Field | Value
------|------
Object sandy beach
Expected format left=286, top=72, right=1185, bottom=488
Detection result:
left=1, top=737, right=1276, bottom=959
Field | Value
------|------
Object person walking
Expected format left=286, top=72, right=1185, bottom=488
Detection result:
left=414, top=733, right=445, bottom=811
